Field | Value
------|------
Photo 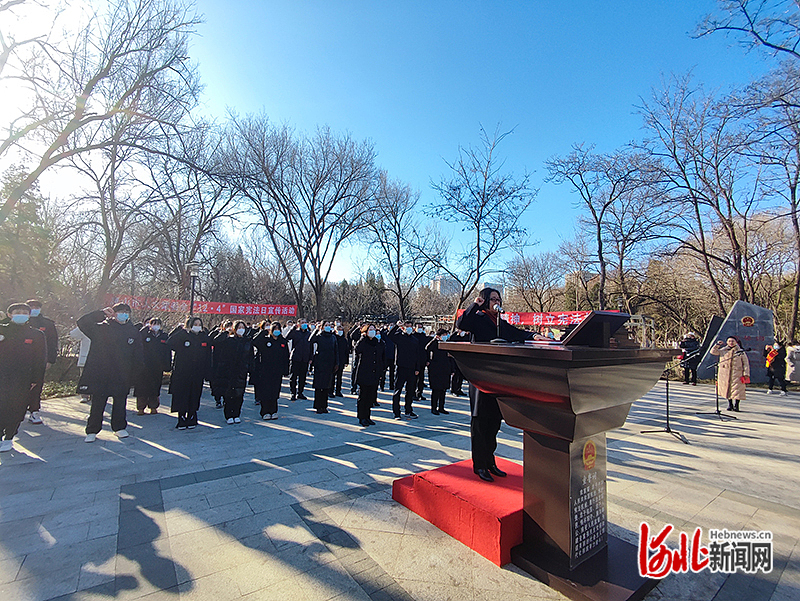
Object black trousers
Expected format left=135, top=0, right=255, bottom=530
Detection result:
left=260, top=396, right=278, bottom=416
left=314, top=388, right=330, bottom=411
left=768, top=370, right=787, bottom=392
left=351, top=355, right=360, bottom=392
left=290, top=369, right=307, bottom=396
left=471, top=413, right=502, bottom=471
left=393, top=367, right=416, bottom=416
left=0, top=395, right=27, bottom=440
left=415, top=368, right=425, bottom=397
left=26, top=380, right=43, bottom=413
left=87, top=392, right=128, bottom=434
left=136, top=395, right=160, bottom=411
left=358, top=385, right=377, bottom=420
left=223, top=389, right=245, bottom=419
left=451, top=367, right=464, bottom=393
left=334, top=366, right=345, bottom=395
left=431, top=389, right=446, bottom=411
left=683, top=367, right=697, bottom=385
left=380, top=364, right=395, bottom=390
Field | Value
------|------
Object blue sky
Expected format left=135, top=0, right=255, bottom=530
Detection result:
left=189, top=1, right=773, bottom=281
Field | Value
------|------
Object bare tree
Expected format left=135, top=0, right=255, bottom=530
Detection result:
left=638, top=76, right=761, bottom=313
left=0, top=0, right=201, bottom=224
left=228, top=114, right=377, bottom=319
left=505, top=251, right=565, bottom=312
left=546, top=145, right=656, bottom=310
left=362, top=171, right=441, bottom=320
left=697, top=0, right=800, bottom=61
left=427, top=125, right=536, bottom=310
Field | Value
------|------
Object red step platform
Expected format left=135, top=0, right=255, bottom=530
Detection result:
left=392, top=457, right=524, bottom=566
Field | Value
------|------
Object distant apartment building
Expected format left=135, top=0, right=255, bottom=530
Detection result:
left=430, top=276, right=460, bottom=296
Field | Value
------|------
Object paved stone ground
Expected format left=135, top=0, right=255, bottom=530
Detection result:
left=0, top=376, right=798, bottom=601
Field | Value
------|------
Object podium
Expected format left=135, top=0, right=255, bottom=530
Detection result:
left=441, top=312, right=673, bottom=601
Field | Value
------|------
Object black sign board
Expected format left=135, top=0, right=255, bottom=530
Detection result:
left=569, top=434, right=608, bottom=569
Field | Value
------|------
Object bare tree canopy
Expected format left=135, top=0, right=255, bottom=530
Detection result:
left=0, top=0, right=201, bottom=224
left=697, top=0, right=800, bottom=60
left=428, top=125, right=537, bottom=310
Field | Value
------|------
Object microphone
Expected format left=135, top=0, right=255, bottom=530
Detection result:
left=493, top=304, right=502, bottom=313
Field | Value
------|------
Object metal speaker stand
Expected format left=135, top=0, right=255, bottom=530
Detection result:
left=696, top=361, right=737, bottom=421
left=641, top=364, right=689, bottom=444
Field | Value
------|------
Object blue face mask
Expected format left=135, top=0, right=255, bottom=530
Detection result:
left=405, top=327, right=413, bottom=335
left=30, top=308, right=41, bottom=317
left=11, top=314, right=29, bottom=324
left=441, top=334, right=449, bottom=341
left=116, top=313, right=129, bottom=323
left=324, top=326, right=332, bottom=333
left=376, top=333, right=381, bottom=340
left=301, top=323, right=308, bottom=330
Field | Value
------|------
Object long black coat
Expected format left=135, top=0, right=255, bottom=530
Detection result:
left=426, top=338, right=452, bottom=390
left=134, top=327, right=171, bottom=397
left=286, top=328, right=312, bottom=373
left=28, top=314, right=58, bottom=364
left=252, top=332, right=289, bottom=401
left=353, top=337, right=386, bottom=387
left=456, top=302, right=533, bottom=418
left=335, top=333, right=351, bottom=367
left=209, top=329, right=230, bottom=398
left=168, top=327, right=212, bottom=413
left=311, top=331, right=339, bottom=390
left=0, top=322, right=46, bottom=406
left=77, top=311, right=144, bottom=397
left=213, top=335, right=254, bottom=395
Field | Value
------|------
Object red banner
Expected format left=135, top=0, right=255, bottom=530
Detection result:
left=455, top=309, right=591, bottom=327
left=106, top=295, right=297, bottom=318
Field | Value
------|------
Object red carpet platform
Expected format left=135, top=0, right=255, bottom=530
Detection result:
left=392, top=458, right=523, bottom=566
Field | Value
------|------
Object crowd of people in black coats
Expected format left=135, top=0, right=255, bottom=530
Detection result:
left=62, top=306, right=477, bottom=440
left=1, top=288, right=537, bottom=483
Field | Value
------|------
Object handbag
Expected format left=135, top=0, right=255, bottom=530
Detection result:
left=741, top=376, right=750, bottom=384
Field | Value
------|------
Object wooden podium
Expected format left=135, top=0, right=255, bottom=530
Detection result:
left=441, top=312, right=673, bottom=601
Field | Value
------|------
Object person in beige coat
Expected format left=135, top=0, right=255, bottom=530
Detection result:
left=786, top=341, right=800, bottom=384
left=710, top=336, right=750, bottom=412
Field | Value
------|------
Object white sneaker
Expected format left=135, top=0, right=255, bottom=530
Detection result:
left=766, top=389, right=774, bottom=394
left=114, top=429, right=130, bottom=439
left=84, top=433, right=97, bottom=443
left=28, top=411, right=43, bottom=424
left=780, top=390, right=788, bottom=396
left=226, top=417, right=234, bottom=424
left=0, top=440, right=13, bottom=452
left=233, top=417, right=241, bottom=424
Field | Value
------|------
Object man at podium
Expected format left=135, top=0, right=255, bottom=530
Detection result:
left=456, top=288, right=546, bottom=482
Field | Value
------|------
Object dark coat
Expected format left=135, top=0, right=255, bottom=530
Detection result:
left=353, top=337, right=386, bottom=387
left=168, top=327, right=212, bottom=413
left=381, top=331, right=395, bottom=366
left=456, top=302, right=533, bottom=417
left=77, top=311, right=144, bottom=397
left=209, top=329, right=230, bottom=398
left=426, top=338, right=452, bottom=390
left=335, top=333, right=351, bottom=366
left=387, top=326, right=421, bottom=371
left=213, top=335, right=254, bottom=394
left=679, top=337, right=702, bottom=369
left=413, top=331, right=432, bottom=369
left=311, top=331, right=338, bottom=390
left=252, top=332, right=289, bottom=401
left=765, top=345, right=787, bottom=375
left=0, top=323, right=47, bottom=405
left=28, top=314, right=58, bottom=364
left=134, top=327, right=171, bottom=397
left=286, top=328, right=312, bottom=372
